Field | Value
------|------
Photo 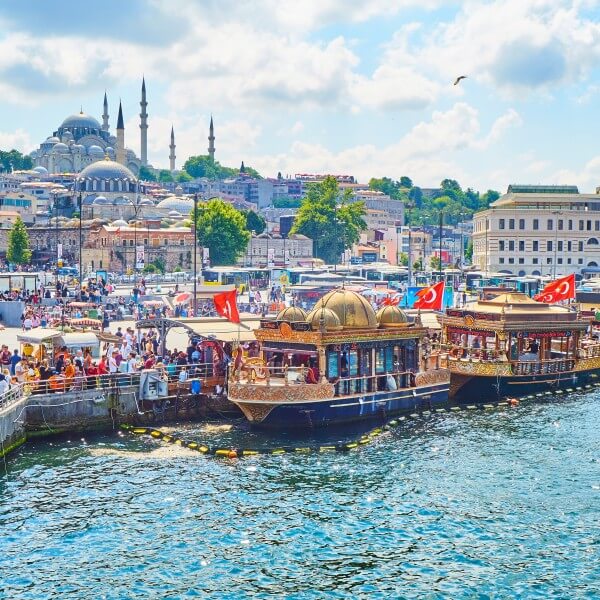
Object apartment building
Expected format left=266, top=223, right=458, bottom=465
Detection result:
left=472, top=185, right=600, bottom=276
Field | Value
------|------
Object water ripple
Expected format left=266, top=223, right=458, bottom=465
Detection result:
left=1, top=394, right=600, bottom=598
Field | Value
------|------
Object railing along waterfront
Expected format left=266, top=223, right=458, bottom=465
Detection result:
left=0, top=382, right=28, bottom=410
left=7, top=362, right=221, bottom=398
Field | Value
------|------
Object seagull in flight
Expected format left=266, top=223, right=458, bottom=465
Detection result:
left=453, top=75, right=467, bottom=86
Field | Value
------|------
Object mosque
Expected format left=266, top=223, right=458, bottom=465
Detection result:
left=30, top=78, right=153, bottom=176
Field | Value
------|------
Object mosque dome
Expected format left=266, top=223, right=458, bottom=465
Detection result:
left=376, top=305, right=409, bottom=328
left=87, top=145, right=104, bottom=156
left=52, top=142, right=69, bottom=153
left=32, top=166, right=48, bottom=175
left=306, top=307, right=343, bottom=331
left=111, top=219, right=128, bottom=227
left=277, top=306, right=308, bottom=322
left=61, top=131, right=74, bottom=141
left=60, top=112, right=101, bottom=130
left=46, top=136, right=60, bottom=144
left=72, top=144, right=85, bottom=152
left=157, top=196, right=193, bottom=214
left=311, top=288, right=377, bottom=329
left=139, top=198, right=153, bottom=205
left=113, top=196, right=130, bottom=205
left=168, top=210, right=183, bottom=218
left=30, top=150, right=38, bottom=158
left=77, top=157, right=137, bottom=182
left=93, top=195, right=109, bottom=205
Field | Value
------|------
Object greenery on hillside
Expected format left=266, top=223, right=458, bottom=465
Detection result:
left=369, top=176, right=500, bottom=226
left=183, top=155, right=261, bottom=180
left=292, top=176, right=366, bottom=264
left=0, top=149, right=33, bottom=173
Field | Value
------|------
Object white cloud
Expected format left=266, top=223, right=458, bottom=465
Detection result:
left=250, top=103, right=514, bottom=186
left=0, top=128, right=33, bottom=153
left=474, top=108, right=522, bottom=149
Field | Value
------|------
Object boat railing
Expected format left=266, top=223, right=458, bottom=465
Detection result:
left=235, top=364, right=319, bottom=387
left=510, top=358, right=575, bottom=376
left=579, top=343, right=600, bottom=358
left=332, top=370, right=416, bottom=397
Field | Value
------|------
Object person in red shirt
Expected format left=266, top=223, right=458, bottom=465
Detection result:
left=98, top=356, right=109, bottom=376
left=144, top=353, right=156, bottom=369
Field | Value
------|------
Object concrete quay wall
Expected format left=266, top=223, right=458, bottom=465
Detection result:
left=0, top=395, right=28, bottom=457
left=26, top=386, right=139, bottom=432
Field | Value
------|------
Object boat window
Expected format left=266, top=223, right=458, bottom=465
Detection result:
left=327, top=351, right=338, bottom=378
left=349, top=351, right=359, bottom=376
left=360, top=350, right=371, bottom=376
left=375, top=348, right=385, bottom=374
left=385, top=347, right=394, bottom=372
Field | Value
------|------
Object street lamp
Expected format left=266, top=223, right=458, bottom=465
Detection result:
left=193, top=193, right=198, bottom=316
left=78, top=192, right=82, bottom=299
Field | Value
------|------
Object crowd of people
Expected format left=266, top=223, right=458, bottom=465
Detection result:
left=0, top=326, right=234, bottom=397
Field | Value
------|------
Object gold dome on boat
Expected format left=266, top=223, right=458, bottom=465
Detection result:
left=376, top=305, right=409, bottom=328
left=311, top=288, right=377, bottom=329
left=306, top=307, right=343, bottom=331
left=276, top=306, right=308, bottom=322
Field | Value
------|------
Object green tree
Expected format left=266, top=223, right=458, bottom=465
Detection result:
left=176, top=171, right=193, bottom=182
left=183, top=155, right=261, bottom=180
left=399, top=252, right=408, bottom=266
left=399, top=176, right=413, bottom=188
left=7, top=216, right=32, bottom=266
left=430, top=256, right=442, bottom=270
left=138, top=165, right=156, bottom=181
left=291, top=176, right=366, bottom=264
left=158, top=170, right=174, bottom=183
left=413, top=257, right=423, bottom=271
left=464, top=239, right=473, bottom=262
left=243, top=210, right=266, bottom=235
left=0, top=149, right=33, bottom=173
left=193, top=198, right=250, bottom=265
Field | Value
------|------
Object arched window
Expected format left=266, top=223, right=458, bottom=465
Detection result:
left=532, top=270, right=541, bottom=276
left=588, top=261, right=598, bottom=267
left=588, top=238, right=599, bottom=245
left=518, top=270, right=526, bottom=276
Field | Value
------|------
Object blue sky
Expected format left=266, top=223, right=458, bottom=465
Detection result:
left=1, top=0, right=600, bottom=193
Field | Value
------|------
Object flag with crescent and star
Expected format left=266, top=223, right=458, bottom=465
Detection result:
left=412, top=280, right=445, bottom=310
left=533, top=274, right=575, bottom=303
left=213, top=289, right=240, bottom=323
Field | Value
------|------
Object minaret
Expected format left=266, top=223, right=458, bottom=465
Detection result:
left=116, top=101, right=126, bottom=165
left=140, top=77, right=148, bottom=166
left=208, top=115, right=215, bottom=161
left=169, top=125, right=176, bottom=172
left=102, top=91, right=109, bottom=131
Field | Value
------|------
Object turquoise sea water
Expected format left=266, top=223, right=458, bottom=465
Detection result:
left=1, top=393, right=599, bottom=599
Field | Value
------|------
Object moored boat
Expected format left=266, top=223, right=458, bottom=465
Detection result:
left=440, top=292, right=600, bottom=400
left=227, top=288, right=450, bottom=429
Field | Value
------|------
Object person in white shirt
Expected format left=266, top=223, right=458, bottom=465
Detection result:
left=108, top=351, right=119, bottom=374
left=0, top=374, right=9, bottom=395
left=14, top=361, right=25, bottom=383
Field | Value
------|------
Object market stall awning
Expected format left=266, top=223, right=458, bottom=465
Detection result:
left=184, top=317, right=262, bottom=343
left=17, top=328, right=63, bottom=344
left=59, top=332, right=100, bottom=348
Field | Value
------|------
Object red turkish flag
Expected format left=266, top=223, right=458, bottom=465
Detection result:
left=534, top=274, right=575, bottom=303
left=413, top=281, right=445, bottom=310
left=213, top=290, right=240, bottom=323
left=382, top=295, right=400, bottom=306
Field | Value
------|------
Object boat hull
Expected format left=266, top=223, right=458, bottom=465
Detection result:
left=235, top=382, right=449, bottom=429
left=449, top=367, right=600, bottom=401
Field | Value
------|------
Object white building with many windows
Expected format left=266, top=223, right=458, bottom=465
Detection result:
left=473, top=185, right=600, bottom=277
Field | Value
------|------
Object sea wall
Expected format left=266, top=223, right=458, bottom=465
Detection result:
left=0, top=394, right=28, bottom=457
left=26, top=386, right=139, bottom=432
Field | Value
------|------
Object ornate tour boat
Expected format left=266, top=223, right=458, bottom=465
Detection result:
left=227, top=289, right=450, bottom=428
left=440, top=292, right=600, bottom=399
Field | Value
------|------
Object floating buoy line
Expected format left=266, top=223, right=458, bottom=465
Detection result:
left=120, top=384, right=595, bottom=459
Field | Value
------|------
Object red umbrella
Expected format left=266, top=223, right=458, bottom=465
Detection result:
left=175, top=292, right=192, bottom=304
